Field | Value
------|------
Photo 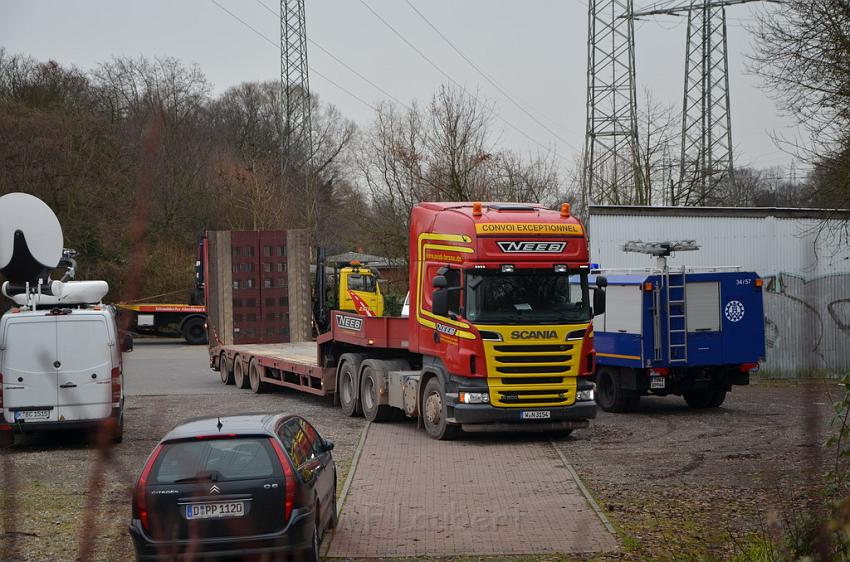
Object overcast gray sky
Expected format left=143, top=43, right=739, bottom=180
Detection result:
left=1, top=0, right=799, bottom=181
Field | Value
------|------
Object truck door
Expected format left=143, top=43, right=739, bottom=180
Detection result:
left=1, top=316, right=60, bottom=423
left=56, top=316, right=112, bottom=421
left=685, top=281, right=722, bottom=365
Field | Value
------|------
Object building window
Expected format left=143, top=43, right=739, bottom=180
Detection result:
left=263, top=246, right=272, bottom=257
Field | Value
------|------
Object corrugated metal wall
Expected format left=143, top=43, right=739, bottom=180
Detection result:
left=589, top=208, right=850, bottom=376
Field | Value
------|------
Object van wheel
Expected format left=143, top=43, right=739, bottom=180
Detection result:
left=234, top=356, right=250, bottom=389
left=182, top=317, right=207, bottom=345
left=112, top=414, right=124, bottom=444
left=338, top=354, right=363, bottom=417
left=0, top=430, right=14, bottom=448
left=422, top=377, right=459, bottom=440
left=219, top=353, right=235, bottom=385
left=249, top=359, right=268, bottom=394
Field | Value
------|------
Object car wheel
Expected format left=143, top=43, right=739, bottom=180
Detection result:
left=249, top=359, right=268, bottom=394
left=338, top=355, right=362, bottom=417
left=595, top=368, right=636, bottom=413
left=233, top=356, right=250, bottom=389
left=219, top=353, right=235, bottom=385
left=422, top=377, right=459, bottom=440
left=360, top=362, right=392, bottom=422
left=305, top=518, right=320, bottom=562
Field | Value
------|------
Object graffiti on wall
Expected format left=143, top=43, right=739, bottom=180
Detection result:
left=762, top=272, right=850, bottom=375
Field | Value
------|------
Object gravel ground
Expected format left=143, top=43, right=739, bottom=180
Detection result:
left=0, top=388, right=366, bottom=562
left=1, top=377, right=840, bottom=561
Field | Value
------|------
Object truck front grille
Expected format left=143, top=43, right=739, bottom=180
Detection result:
left=485, top=341, right=580, bottom=407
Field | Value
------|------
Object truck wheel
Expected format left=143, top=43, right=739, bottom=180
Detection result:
left=595, top=367, right=637, bottom=413
left=249, top=359, right=268, bottom=394
left=219, top=353, right=235, bottom=385
left=182, top=317, right=207, bottom=345
left=708, top=390, right=727, bottom=408
left=338, top=354, right=363, bottom=417
left=422, top=377, right=459, bottom=440
left=360, top=361, right=392, bottom=422
left=234, top=356, right=250, bottom=389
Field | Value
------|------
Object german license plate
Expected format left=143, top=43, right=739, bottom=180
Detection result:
left=521, top=410, right=551, bottom=420
left=650, top=377, right=666, bottom=389
left=14, top=409, right=50, bottom=421
left=185, top=501, right=245, bottom=520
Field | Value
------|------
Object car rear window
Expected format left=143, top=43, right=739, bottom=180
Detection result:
left=152, top=438, right=277, bottom=484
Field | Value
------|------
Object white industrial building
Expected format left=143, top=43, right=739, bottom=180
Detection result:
left=589, top=206, right=850, bottom=376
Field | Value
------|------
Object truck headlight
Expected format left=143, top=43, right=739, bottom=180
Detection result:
left=459, top=392, right=490, bottom=404
left=576, top=388, right=594, bottom=402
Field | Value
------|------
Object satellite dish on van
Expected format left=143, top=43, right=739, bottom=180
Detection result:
left=0, top=193, right=64, bottom=284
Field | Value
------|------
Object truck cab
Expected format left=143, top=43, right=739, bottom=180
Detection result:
left=405, top=202, right=601, bottom=438
left=337, top=263, right=384, bottom=317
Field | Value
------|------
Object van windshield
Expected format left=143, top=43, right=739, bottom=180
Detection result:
left=465, top=269, right=590, bottom=325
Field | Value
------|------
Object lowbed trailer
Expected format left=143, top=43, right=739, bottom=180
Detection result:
left=207, top=202, right=603, bottom=440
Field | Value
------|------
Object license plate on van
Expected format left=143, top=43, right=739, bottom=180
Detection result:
left=521, top=410, right=551, bottom=420
left=14, top=410, right=50, bottom=421
left=185, top=501, right=245, bottom=520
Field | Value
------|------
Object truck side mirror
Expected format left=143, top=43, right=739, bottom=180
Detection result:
left=432, top=275, right=448, bottom=288
left=593, top=288, right=606, bottom=317
left=595, top=275, right=608, bottom=288
left=432, top=288, right=449, bottom=317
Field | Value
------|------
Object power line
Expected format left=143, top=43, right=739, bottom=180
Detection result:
left=404, top=0, right=582, bottom=153
left=358, top=0, right=570, bottom=163
left=208, top=0, right=379, bottom=112
left=253, top=0, right=411, bottom=110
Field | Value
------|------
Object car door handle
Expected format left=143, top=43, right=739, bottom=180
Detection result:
left=60, top=382, right=77, bottom=389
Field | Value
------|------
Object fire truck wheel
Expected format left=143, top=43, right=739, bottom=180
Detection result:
left=219, top=353, right=235, bottom=385
left=249, top=359, right=268, bottom=394
left=422, top=377, right=459, bottom=440
left=360, top=361, right=392, bottom=422
left=233, top=356, right=250, bottom=389
left=595, top=367, right=637, bottom=413
left=338, top=354, right=362, bottom=417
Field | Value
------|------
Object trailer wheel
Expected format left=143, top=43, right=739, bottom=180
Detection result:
left=338, top=354, right=364, bottom=417
left=219, top=353, right=235, bottom=385
left=234, top=356, right=250, bottom=389
left=182, top=317, right=207, bottom=345
left=422, top=377, right=459, bottom=440
left=249, top=359, right=268, bottom=394
left=595, top=367, right=638, bottom=413
left=684, top=389, right=726, bottom=409
left=360, top=361, right=392, bottom=423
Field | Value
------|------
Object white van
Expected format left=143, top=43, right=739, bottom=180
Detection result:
left=0, top=304, right=129, bottom=445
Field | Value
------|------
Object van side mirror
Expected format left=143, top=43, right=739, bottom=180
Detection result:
left=120, top=333, right=134, bottom=353
left=593, top=288, right=606, bottom=317
left=432, top=288, right=449, bottom=317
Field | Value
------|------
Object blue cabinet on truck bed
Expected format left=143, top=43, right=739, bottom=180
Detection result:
left=589, top=269, right=765, bottom=412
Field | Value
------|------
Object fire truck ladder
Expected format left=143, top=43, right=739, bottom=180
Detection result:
left=621, top=240, right=700, bottom=364
left=665, top=267, right=688, bottom=363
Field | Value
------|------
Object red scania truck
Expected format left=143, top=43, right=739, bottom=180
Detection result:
left=207, top=202, right=604, bottom=439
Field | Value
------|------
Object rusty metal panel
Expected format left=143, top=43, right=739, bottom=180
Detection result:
left=286, top=229, right=312, bottom=343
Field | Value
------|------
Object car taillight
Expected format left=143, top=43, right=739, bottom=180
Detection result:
left=111, top=367, right=121, bottom=407
left=270, top=438, right=296, bottom=525
left=134, top=444, right=163, bottom=533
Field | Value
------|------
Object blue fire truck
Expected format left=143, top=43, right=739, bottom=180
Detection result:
left=591, top=241, right=766, bottom=412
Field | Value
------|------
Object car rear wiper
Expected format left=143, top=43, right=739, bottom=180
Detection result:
left=173, top=471, right=220, bottom=484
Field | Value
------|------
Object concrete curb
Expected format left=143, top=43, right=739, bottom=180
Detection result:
left=549, top=436, right=617, bottom=536
left=337, top=421, right=370, bottom=514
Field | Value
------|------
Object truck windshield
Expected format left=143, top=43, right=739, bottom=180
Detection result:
left=465, top=269, right=590, bottom=325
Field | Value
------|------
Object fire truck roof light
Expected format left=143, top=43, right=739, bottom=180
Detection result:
left=472, top=202, right=482, bottom=217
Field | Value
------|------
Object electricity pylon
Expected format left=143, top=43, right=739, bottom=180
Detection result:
left=582, top=0, right=643, bottom=211
left=280, top=0, right=313, bottom=177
